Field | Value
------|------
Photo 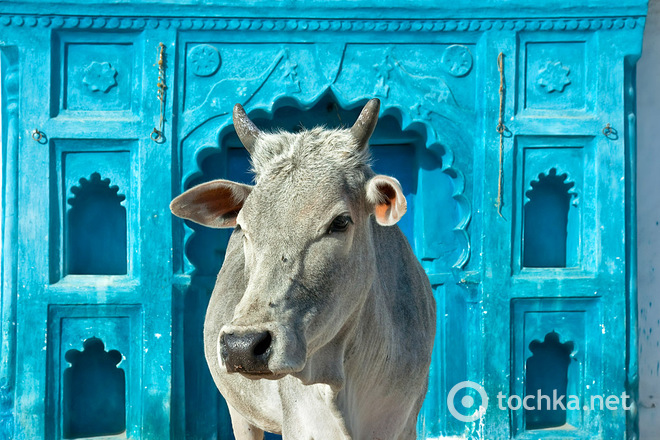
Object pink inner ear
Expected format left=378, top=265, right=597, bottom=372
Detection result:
left=170, top=180, right=250, bottom=228
left=374, top=203, right=391, bottom=220
left=374, top=183, right=396, bottom=220
left=376, top=183, right=397, bottom=204
left=193, top=185, right=241, bottom=218
left=368, top=176, right=406, bottom=226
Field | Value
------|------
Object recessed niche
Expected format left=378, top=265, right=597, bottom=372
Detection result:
left=183, top=93, right=434, bottom=275
left=63, top=337, right=126, bottom=439
left=525, top=331, right=574, bottom=430
left=66, top=172, right=127, bottom=275
left=521, top=40, right=590, bottom=114
left=523, top=168, right=576, bottom=268
left=51, top=31, right=142, bottom=117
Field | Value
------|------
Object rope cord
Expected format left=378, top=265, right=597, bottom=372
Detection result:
left=495, top=52, right=507, bottom=218
left=151, top=43, right=167, bottom=142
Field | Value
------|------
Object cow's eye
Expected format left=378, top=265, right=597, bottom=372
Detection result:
left=327, top=215, right=352, bottom=234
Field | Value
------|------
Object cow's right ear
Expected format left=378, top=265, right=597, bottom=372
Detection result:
left=366, top=175, right=407, bottom=226
left=170, top=180, right=252, bottom=228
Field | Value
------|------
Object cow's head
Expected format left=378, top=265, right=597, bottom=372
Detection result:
left=170, top=99, right=406, bottom=385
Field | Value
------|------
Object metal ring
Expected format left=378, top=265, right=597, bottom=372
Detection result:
left=150, top=129, right=162, bottom=142
left=32, top=129, right=43, bottom=142
left=602, top=123, right=618, bottom=140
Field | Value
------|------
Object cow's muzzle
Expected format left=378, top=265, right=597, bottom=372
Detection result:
left=220, top=330, right=273, bottom=375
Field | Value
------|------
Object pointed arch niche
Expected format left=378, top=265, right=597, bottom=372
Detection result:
left=523, top=168, right=578, bottom=268
left=66, top=172, right=127, bottom=275
left=524, top=331, right=577, bottom=430
left=63, top=337, right=126, bottom=438
left=179, top=92, right=470, bottom=278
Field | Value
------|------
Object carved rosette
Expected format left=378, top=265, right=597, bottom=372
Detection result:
left=537, top=60, right=571, bottom=93
left=82, top=61, right=118, bottom=93
left=441, top=45, right=473, bottom=77
left=188, top=44, right=221, bottom=77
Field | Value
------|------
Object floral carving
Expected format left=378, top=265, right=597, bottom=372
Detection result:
left=281, top=48, right=301, bottom=93
left=441, top=45, right=473, bottom=77
left=82, top=61, right=117, bottom=93
left=373, top=49, right=394, bottom=98
left=537, top=60, right=571, bottom=93
left=188, top=44, right=221, bottom=77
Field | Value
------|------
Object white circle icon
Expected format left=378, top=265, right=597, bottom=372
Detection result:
left=447, top=381, right=488, bottom=422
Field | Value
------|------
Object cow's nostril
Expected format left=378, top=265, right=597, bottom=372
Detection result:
left=253, top=331, right=272, bottom=357
left=220, top=334, right=229, bottom=362
left=221, top=330, right=273, bottom=374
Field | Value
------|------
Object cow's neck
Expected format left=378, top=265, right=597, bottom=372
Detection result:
left=291, top=221, right=413, bottom=437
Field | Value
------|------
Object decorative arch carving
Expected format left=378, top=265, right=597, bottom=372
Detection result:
left=180, top=44, right=471, bottom=144
left=179, top=88, right=472, bottom=274
left=524, top=167, right=578, bottom=204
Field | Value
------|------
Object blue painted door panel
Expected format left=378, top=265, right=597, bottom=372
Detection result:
left=0, top=2, right=646, bottom=439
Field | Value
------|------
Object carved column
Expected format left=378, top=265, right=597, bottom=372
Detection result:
left=0, top=50, right=18, bottom=438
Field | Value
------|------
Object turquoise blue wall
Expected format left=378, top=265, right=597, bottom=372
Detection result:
left=0, top=1, right=647, bottom=438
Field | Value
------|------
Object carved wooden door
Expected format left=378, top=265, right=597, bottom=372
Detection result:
left=0, top=3, right=647, bottom=440
left=3, top=27, right=176, bottom=439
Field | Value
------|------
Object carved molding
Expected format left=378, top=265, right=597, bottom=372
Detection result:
left=524, top=167, right=579, bottom=205
left=0, top=55, right=19, bottom=440
left=4, top=63, right=18, bottom=116
left=0, top=15, right=645, bottom=32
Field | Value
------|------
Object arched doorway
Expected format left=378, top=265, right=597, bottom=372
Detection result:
left=180, top=93, right=465, bottom=438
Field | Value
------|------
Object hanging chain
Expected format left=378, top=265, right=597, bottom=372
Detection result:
left=151, top=43, right=167, bottom=142
left=495, top=52, right=507, bottom=219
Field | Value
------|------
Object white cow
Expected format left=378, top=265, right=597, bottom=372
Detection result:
left=171, top=99, right=436, bottom=439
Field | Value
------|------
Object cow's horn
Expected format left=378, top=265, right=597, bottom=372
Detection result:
left=233, top=104, right=262, bottom=154
left=350, top=98, right=380, bottom=151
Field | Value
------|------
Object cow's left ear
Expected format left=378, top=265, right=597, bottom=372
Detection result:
left=366, top=175, right=407, bottom=226
left=170, top=179, right=252, bottom=228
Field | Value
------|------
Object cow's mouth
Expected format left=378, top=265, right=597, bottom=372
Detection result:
left=227, top=361, right=289, bottom=380
left=239, top=371, right=287, bottom=380
left=226, top=363, right=271, bottom=375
